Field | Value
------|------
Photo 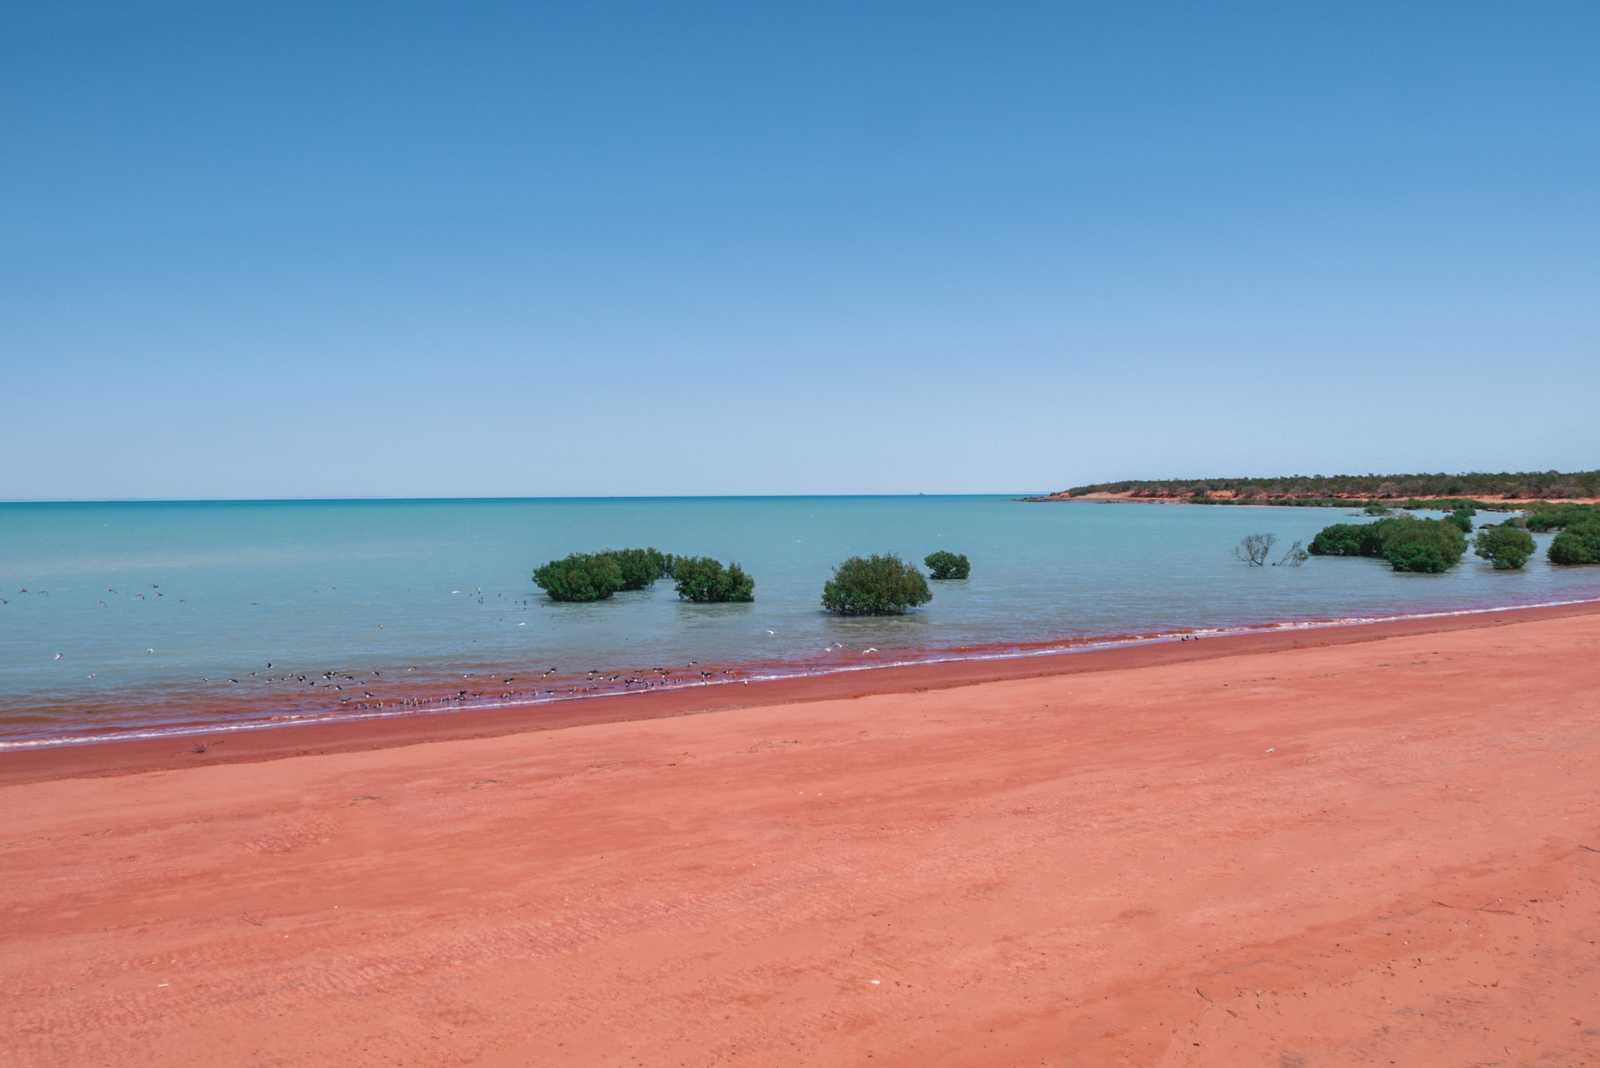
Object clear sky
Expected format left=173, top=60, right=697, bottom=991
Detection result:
left=3, top=2, right=1597, bottom=500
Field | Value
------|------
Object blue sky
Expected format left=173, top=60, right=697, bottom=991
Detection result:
left=3, top=2, right=1597, bottom=499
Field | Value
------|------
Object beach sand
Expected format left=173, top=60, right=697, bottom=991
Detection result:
left=4, top=604, right=1599, bottom=1066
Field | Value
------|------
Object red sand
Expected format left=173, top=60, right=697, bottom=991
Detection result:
left=4, top=604, right=1600, bottom=1065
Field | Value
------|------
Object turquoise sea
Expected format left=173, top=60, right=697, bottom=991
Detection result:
left=3, top=496, right=1597, bottom=748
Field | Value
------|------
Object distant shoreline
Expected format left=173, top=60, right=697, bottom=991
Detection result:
left=1023, top=469, right=1600, bottom=507
left=1022, top=490, right=1600, bottom=508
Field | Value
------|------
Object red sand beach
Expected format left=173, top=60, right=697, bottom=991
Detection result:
left=4, top=602, right=1599, bottom=1065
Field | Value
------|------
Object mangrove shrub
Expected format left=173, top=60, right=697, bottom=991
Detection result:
left=1382, top=518, right=1467, bottom=573
left=606, top=547, right=673, bottom=590
left=671, top=557, right=756, bottom=602
left=1548, top=521, right=1600, bottom=565
left=822, top=554, right=932, bottom=616
left=1308, top=521, right=1391, bottom=558
left=1444, top=507, right=1476, bottom=535
left=1309, top=517, right=1466, bottom=572
left=533, top=552, right=626, bottom=602
left=924, top=551, right=970, bottom=579
left=1473, top=525, right=1537, bottom=570
left=1527, top=505, right=1600, bottom=532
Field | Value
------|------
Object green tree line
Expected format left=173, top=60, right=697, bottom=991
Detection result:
left=1038, top=469, right=1600, bottom=503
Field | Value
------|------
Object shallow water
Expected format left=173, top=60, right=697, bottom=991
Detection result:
left=2, top=496, right=1596, bottom=746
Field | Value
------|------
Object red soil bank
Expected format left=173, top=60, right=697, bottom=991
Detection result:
left=4, top=605, right=1599, bottom=1065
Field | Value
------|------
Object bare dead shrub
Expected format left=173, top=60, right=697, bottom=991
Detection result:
left=1232, top=533, right=1278, bottom=566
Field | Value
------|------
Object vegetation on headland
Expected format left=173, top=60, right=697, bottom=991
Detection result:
left=671, top=556, right=756, bottom=602
left=1031, top=470, right=1600, bottom=506
left=924, top=551, right=970, bottom=579
left=1307, top=516, right=1467, bottom=573
left=822, top=554, right=932, bottom=616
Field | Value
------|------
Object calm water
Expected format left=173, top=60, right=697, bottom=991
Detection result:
left=3, top=496, right=1597, bottom=747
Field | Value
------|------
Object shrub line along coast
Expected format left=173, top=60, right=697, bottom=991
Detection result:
left=531, top=548, right=973, bottom=615
left=1021, top=468, right=1600, bottom=509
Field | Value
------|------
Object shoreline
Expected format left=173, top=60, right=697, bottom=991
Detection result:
left=7, top=596, right=1598, bottom=787
left=6, top=599, right=1599, bottom=1064
left=11, top=592, right=1596, bottom=752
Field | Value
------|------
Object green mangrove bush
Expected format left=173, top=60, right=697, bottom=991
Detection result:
left=1473, top=524, right=1537, bottom=570
left=1526, top=504, right=1600, bottom=532
left=1379, top=519, right=1468, bottom=573
left=1307, top=522, right=1388, bottom=558
left=923, top=551, right=970, bottom=580
left=1548, top=521, right=1600, bottom=565
left=822, top=554, right=932, bottom=616
left=1308, top=516, right=1466, bottom=573
left=606, top=547, right=673, bottom=590
left=533, top=552, right=626, bottom=602
left=671, top=557, right=756, bottom=602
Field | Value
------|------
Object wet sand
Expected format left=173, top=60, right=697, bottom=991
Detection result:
left=4, top=605, right=1599, bottom=1065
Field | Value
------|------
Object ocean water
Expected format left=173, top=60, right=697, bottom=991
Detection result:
left=3, top=496, right=1597, bottom=748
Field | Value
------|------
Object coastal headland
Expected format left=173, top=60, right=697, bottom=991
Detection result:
left=4, top=602, right=1599, bottom=1065
left=1021, top=469, right=1600, bottom=506
left=1026, top=489, right=1600, bottom=505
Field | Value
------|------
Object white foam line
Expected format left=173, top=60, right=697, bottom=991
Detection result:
left=5, top=594, right=1598, bottom=752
